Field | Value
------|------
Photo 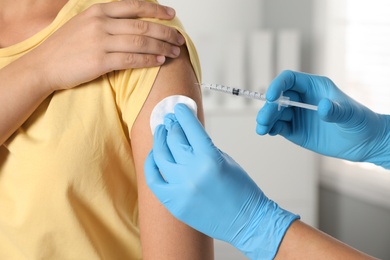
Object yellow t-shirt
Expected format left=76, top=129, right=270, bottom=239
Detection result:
left=0, top=0, right=201, bottom=259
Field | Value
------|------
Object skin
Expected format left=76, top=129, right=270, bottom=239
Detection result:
left=0, top=0, right=184, bottom=145
left=131, top=44, right=214, bottom=259
left=275, top=220, right=377, bottom=260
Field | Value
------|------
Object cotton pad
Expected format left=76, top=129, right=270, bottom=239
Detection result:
left=150, top=95, right=197, bottom=135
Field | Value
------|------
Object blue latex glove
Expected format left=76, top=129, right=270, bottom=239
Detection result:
left=144, top=103, right=299, bottom=260
left=256, top=70, right=390, bottom=169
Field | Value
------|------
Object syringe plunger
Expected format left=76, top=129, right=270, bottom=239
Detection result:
left=201, top=83, right=318, bottom=111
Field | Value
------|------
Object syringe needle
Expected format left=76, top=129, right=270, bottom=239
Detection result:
left=200, top=83, right=318, bottom=111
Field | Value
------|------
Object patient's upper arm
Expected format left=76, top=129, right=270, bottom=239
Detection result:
left=130, top=45, right=213, bottom=259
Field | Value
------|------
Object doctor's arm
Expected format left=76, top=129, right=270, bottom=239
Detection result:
left=0, top=0, right=182, bottom=146
left=276, top=220, right=376, bottom=260
left=144, top=104, right=376, bottom=259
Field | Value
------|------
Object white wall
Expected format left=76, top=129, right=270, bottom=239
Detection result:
left=319, top=187, right=390, bottom=260
left=159, top=0, right=263, bottom=36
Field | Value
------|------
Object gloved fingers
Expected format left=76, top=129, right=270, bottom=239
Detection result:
left=152, top=124, right=176, bottom=164
left=318, top=98, right=334, bottom=122
left=257, top=102, right=280, bottom=128
left=292, top=71, right=323, bottom=94
left=152, top=120, right=194, bottom=183
left=266, top=70, right=319, bottom=102
left=283, top=90, right=302, bottom=103
left=266, top=70, right=298, bottom=101
left=174, top=103, right=215, bottom=151
left=164, top=113, right=189, bottom=148
left=280, top=107, right=294, bottom=121
left=318, top=98, right=353, bottom=124
left=256, top=103, right=293, bottom=135
left=144, top=151, right=181, bottom=209
left=144, top=150, right=168, bottom=187
left=163, top=114, right=195, bottom=164
left=268, top=121, right=291, bottom=136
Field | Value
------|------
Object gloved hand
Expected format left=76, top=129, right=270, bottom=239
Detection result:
left=144, top=103, right=299, bottom=260
left=256, top=70, right=390, bottom=169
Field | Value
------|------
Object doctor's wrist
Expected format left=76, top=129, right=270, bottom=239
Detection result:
left=365, top=114, right=390, bottom=170
left=234, top=199, right=300, bottom=260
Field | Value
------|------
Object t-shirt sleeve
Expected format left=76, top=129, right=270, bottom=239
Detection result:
left=108, top=16, right=202, bottom=135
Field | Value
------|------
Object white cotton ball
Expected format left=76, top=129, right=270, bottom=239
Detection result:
left=150, top=95, right=197, bottom=135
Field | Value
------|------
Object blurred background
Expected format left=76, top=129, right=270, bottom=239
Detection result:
left=160, top=0, right=390, bottom=259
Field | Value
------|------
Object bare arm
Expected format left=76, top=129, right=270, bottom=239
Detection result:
left=0, top=0, right=183, bottom=145
left=131, top=45, right=214, bottom=259
left=275, top=220, right=377, bottom=260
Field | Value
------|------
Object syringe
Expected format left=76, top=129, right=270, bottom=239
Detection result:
left=201, top=83, right=318, bottom=111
